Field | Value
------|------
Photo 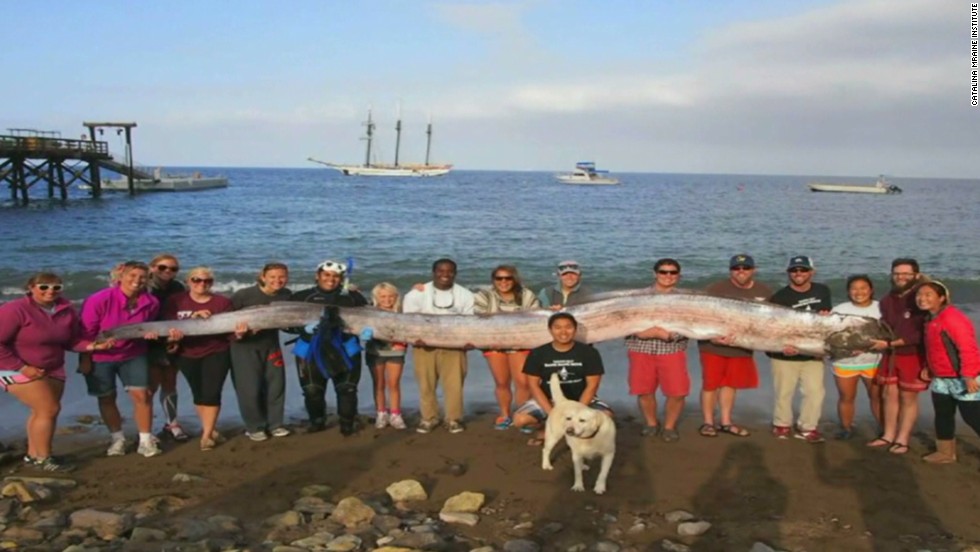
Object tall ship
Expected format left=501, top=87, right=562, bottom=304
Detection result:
left=309, top=108, right=452, bottom=177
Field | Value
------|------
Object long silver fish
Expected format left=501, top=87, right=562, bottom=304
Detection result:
left=103, top=291, right=890, bottom=358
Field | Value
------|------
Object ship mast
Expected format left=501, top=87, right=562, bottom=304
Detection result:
left=393, top=101, right=402, bottom=167
left=425, top=115, right=433, bottom=166
left=362, top=108, right=375, bottom=167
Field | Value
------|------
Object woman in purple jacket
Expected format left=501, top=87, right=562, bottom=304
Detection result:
left=79, top=261, right=171, bottom=459
left=0, top=272, right=113, bottom=472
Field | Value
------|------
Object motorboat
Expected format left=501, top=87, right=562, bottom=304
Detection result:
left=100, top=169, right=228, bottom=192
left=808, top=175, right=901, bottom=194
left=555, top=162, right=620, bottom=185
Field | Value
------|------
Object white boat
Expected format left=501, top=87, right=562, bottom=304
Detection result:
left=99, top=169, right=229, bottom=192
left=808, top=176, right=902, bottom=194
left=310, top=108, right=452, bottom=177
left=555, top=162, right=620, bottom=185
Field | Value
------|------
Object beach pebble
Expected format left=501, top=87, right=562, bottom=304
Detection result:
left=325, top=534, right=363, bottom=551
left=749, top=543, right=777, bottom=552
left=664, top=510, right=695, bottom=524
left=602, top=513, right=618, bottom=523
left=540, top=522, right=563, bottom=535
left=1, top=526, right=44, bottom=543
left=660, top=540, right=691, bottom=552
left=470, top=547, right=496, bottom=552
left=3, top=476, right=77, bottom=489
left=627, top=523, right=646, bottom=534
left=0, top=482, right=41, bottom=503
left=28, top=510, right=66, bottom=530
left=172, top=472, right=208, bottom=483
left=207, top=514, right=242, bottom=535
left=374, top=548, right=419, bottom=552
left=439, top=511, right=480, bottom=526
left=591, top=542, right=621, bottom=552
left=301, top=484, right=334, bottom=498
left=175, top=518, right=215, bottom=540
left=330, top=497, right=376, bottom=528
left=442, top=491, right=485, bottom=514
left=272, top=547, right=307, bottom=552
left=388, top=531, right=445, bottom=549
left=372, top=514, right=402, bottom=533
left=386, top=479, right=428, bottom=502
left=294, top=496, right=335, bottom=515
left=677, top=521, right=711, bottom=537
left=566, top=545, right=587, bottom=552
left=128, top=526, right=168, bottom=542
left=375, top=535, right=395, bottom=546
left=264, top=510, right=304, bottom=528
left=513, top=521, right=534, bottom=531
left=503, top=539, right=541, bottom=552
left=69, top=509, right=134, bottom=540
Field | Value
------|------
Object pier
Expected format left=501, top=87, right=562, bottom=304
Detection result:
left=0, top=122, right=147, bottom=205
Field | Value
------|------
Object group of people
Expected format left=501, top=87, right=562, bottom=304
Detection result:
left=1, top=252, right=978, bottom=474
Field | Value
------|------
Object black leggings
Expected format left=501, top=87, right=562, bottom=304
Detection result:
left=177, top=351, right=231, bottom=407
left=931, top=392, right=980, bottom=440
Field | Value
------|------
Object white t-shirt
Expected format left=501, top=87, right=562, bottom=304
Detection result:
left=831, top=300, right=882, bottom=370
left=402, top=282, right=475, bottom=315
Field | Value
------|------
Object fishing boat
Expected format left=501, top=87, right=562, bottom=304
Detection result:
left=309, top=108, right=452, bottom=177
left=808, top=175, right=902, bottom=194
left=555, top=162, right=620, bottom=185
left=98, top=168, right=228, bottom=192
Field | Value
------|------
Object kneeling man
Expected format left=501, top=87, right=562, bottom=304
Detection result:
left=513, top=312, right=614, bottom=440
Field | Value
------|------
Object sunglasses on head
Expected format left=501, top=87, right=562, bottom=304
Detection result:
left=190, top=277, right=214, bottom=284
left=657, top=269, right=680, bottom=275
left=36, top=284, right=63, bottom=292
left=494, top=275, right=514, bottom=281
left=557, top=264, right=579, bottom=272
left=156, top=264, right=179, bottom=273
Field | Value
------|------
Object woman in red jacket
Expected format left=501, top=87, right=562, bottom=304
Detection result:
left=917, top=281, right=980, bottom=464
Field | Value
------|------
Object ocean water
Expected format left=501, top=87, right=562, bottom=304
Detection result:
left=1, top=169, right=979, bottom=437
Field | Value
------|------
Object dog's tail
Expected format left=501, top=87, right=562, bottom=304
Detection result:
left=549, top=373, right=569, bottom=405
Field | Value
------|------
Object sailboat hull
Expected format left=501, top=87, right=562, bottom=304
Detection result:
left=329, top=164, right=452, bottom=177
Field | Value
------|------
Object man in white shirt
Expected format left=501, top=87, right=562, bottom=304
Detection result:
left=402, top=258, right=475, bottom=434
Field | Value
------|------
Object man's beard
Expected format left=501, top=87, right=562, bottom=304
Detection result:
left=892, top=277, right=918, bottom=294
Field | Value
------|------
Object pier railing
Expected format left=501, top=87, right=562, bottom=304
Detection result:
left=0, top=135, right=110, bottom=159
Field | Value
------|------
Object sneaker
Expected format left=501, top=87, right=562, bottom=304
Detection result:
left=106, top=438, right=128, bottom=457
left=137, top=438, right=162, bottom=458
left=493, top=416, right=512, bottom=430
left=389, top=413, right=407, bottom=430
left=416, top=419, right=440, bottom=434
left=772, top=425, right=792, bottom=440
left=794, top=428, right=826, bottom=444
left=270, top=427, right=292, bottom=438
left=447, top=420, right=465, bottom=434
left=29, top=456, right=76, bottom=473
left=246, top=431, right=268, bottom=442
left=835, top=427, right=854, bottom=440
left=165, top=423, right=190, bottom=442
left=375, top=411, right=389, bottom=429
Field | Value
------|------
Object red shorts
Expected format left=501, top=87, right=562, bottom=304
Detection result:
left=627, top=351, right=689, bottom=397
left=875, top=352, right=928, bottom=392
left=699, top=352, right=759, bottom=391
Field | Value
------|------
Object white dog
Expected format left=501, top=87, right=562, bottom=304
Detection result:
left=541, top=373, right=617, bottom=494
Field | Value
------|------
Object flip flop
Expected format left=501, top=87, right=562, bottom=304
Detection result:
left=719, top=424, right=750, bottom=437
left=698, top=424, right=718, bottom=437
left=867, top=437, right=893, bottom=448
left=526, top=437, right=544, bottom=447
left=889, top=442, right=910, bottom=455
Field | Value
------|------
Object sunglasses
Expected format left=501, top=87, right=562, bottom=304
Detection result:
left=657, top=270, right=680, bottom=275
left=731, top=266, right=753, bottom=271
left=190, top=277, right=214, bottom=284
left=494, top=275, right=514, bottom=281
left=788, top=268, right=812, bottom=274
left=36, top=284, right=64, bottom=292
left=557, top=264, right=580, bottom=272
left=156, top=265, right=179, bottom=273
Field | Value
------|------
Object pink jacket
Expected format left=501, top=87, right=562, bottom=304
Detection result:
left=79, top=287, right=159, bottom=362
left=924, top=306, right=980, bottom=380
left=0, top=296, right=88, bottom=372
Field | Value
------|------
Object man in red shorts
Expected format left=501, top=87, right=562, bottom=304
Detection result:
left=866, top=258, right=927, bottom=455
left=697, top=254, right=773, bottom=437
left=625, top=258, right=689, bottom=443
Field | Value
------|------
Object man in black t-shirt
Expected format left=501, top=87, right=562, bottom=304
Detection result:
left=767, top=255, right=832, bottom=443
left=513, top=313, right=613, bottom=438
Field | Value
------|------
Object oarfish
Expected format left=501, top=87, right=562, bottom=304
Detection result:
left=103, top=292, right=890, bottom=358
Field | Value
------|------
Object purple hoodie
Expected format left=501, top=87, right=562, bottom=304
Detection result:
left=0, top=296, right=88, bottom=372
left=79, top=286, right=159, bottom=362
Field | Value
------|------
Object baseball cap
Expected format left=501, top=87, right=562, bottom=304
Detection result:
left=729, top=254, right=755, bottom=269
left=787, top=256, right=814, bottom=271
left=316, top=260, right=348, bottom=275
left=557, top=260, right=581, bottom=275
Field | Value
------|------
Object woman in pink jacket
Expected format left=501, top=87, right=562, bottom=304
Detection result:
left=917, top=281, right=980, bottom=464
left=0, top=272, right=113, bottom=472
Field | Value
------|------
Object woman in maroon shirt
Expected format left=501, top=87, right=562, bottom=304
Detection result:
left=163, top=267, right=246, bottom=451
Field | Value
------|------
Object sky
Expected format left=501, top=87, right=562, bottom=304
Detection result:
left=2, top=0, right=976, bottom=177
